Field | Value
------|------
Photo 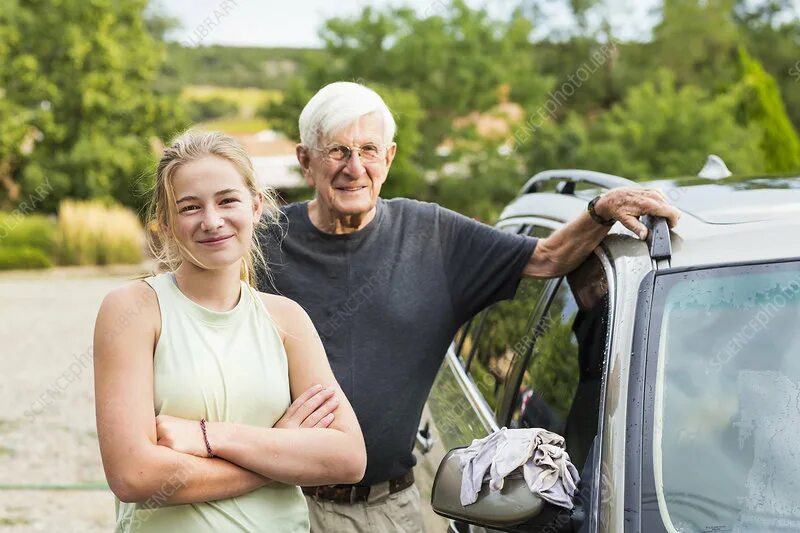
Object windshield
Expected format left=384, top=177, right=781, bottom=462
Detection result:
left=651, top=260, right=800, bottom=533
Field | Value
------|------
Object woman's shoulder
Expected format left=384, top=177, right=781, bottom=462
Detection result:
left=255, top=291, right=306, bottom=316
left=254, top=292, right=311, bottom=333
left=96, top=279, right=161, bottom=337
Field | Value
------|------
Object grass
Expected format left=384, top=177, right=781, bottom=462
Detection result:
left=181, top=86, right=281, bottom=116
left=198, top=117, right=271, bottom=134
left=0, top=445, right=15, bottom=457
left=0, top=419, right=20, bottom=433
left=0, top=517, right=31, bottom=526
left=57, top=200, right=143, bottom=266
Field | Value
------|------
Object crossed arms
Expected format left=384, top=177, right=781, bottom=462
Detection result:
left=93, top=281, right=365, bottom=505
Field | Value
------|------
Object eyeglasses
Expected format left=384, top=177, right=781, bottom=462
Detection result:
left=310, top=143, right=385, bottom=163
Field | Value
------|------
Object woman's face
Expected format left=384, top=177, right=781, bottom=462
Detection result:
left=169, top=155, right=262, bottom=271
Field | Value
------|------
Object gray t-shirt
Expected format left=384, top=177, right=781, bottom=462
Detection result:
left=257, top=197, right=538, bottom=484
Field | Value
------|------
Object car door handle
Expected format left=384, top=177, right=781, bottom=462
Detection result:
left=416, top=421, right=434, bottom=454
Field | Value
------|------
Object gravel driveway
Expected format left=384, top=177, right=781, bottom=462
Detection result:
left=0, top=266, right=146, bottom=532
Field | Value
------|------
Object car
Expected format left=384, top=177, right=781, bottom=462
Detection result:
left=413, top=168, right=800, bottom=533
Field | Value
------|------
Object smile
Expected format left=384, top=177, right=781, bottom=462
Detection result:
left=198, top=235, right=234, bottom=245
left=336, top=186, right=367, bottom=192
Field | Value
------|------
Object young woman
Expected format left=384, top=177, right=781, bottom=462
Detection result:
left=93, top=131, right=366, bottom=532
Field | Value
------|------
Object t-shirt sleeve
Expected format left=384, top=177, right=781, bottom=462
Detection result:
left=436, top=204, right=538, bottom=323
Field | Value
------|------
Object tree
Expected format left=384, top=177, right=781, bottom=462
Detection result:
left=734, top=0, right=800, bottom=130
left=521, top=70, right=765, bottom=180
left=735, top=47, right=800, bottom=173
left=267, top=2, right=551, bottom=167
left=650, top=0, right=743, bottom=94
left=2, top=0, right=186, bottom=214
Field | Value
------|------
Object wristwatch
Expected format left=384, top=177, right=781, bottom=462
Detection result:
left=588, top=195, right=615, bottom=226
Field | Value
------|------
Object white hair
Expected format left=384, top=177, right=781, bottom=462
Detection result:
left=298, top=82, right=396, bottom=149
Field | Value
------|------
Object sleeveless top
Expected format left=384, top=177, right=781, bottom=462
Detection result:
left=114, top=272, right=309, bottom=532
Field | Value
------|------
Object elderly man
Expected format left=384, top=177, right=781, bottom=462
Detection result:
left=257, top=81, right=679, bottom=532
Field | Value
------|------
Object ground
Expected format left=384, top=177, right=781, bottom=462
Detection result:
left=0, top=266, right=140, bottom=531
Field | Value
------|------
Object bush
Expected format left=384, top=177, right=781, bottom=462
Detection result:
left=0, top=246, right=53, bottom=270
left=57, top=200, right=143, bottom=266
left=0, top=212, right=58, bottom=256
left=186, top=97, right=240, bottom=123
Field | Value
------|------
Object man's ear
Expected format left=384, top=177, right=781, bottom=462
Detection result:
left=296, top=144, right=315, bottom=187
left=384, top=142, right=397, bottom=172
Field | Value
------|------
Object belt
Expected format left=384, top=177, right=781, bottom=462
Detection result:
left=302, top=470, right=414, bottom=504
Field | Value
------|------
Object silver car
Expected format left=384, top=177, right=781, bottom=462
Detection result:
left=415, top=170, right=800, bottom=533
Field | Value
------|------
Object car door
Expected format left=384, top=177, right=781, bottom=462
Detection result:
left=426, top=236, right=615, bottom=533
left=416, top=223, right=555, bottom=531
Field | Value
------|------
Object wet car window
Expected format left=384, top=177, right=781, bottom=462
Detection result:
left=652, top=261, right=800, bottom=532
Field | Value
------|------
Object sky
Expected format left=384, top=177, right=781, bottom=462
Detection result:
left=151, top=0, right=663, bottom=48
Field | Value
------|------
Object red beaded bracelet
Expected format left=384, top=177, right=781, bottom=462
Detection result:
left=199, top=418, right=215, bottom=458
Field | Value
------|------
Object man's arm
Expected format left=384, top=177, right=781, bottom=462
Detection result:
left=523, top=187, right=681, bottom=279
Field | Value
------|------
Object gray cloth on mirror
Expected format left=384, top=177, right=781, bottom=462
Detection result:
left=456, top=427, right=580, bottom=509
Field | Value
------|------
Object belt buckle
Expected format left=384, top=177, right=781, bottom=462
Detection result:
left=349, top=485, right=363, bottom=504
left=367, top=481, right=391, bottom=503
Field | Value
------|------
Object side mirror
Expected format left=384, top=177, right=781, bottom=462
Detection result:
left=431, top=447, right=569, bottom=532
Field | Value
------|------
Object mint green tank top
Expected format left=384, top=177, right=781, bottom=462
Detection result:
left=114, top=272, right=309, bottom=532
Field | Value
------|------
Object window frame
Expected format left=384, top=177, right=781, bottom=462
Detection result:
left=496, top=242, right=616, bottom=532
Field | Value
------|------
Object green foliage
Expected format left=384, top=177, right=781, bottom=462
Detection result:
left=521, top=70, right=765, bottom=180
left=260, top=77, right=311, bottom=145
left=157, top=44, right=325, bottom=92
left=0, top=212, right=57, bottom=256
left=0, top=246, right=52, bottom=270
left=1, top=0, right=186, bottom=214
left=734, top=47, right=800, bottom=173
left=185, top=97, right=239, bottom=123
left=371, top=84, right=425, bottom=199
left=264, top=0, right=552, bottom=193
left=315, top=2, right=550, bottom=163
left=650, top=0, right=743, bottom=93
left=734, top=3, right=800, bottom=131
left=433, top=140, right=526, bottom=221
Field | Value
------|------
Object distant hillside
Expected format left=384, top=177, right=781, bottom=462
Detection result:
left=157, top=44, right=325, bottom=91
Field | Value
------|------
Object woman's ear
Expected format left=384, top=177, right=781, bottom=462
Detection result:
left=253, top=191, right=264, bottom=223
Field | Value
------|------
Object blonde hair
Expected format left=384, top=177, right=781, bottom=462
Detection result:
left=145, top=130, right=280, bottom=287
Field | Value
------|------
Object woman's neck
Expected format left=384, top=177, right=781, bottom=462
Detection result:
left=173, top=261, right=243, bottom=312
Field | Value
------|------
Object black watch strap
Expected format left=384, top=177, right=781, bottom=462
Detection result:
left=588, top=195, right=615, bottom=226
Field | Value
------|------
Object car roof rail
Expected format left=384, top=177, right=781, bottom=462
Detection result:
left=519, top=168, right=671, bottom=262
left=519, top=169, right=638, bottom=196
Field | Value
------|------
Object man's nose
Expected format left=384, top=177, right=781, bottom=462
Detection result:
left=343, top=150, right=366, bottom=177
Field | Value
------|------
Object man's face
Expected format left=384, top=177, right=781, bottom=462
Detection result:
left=299, top=112, right=396, bottom=219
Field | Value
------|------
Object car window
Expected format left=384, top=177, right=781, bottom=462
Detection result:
left=647, top=260, right=800, bottom=533
left=507, top=252, right=610, bottom=472
left=463, top=225, right=553, bottom=417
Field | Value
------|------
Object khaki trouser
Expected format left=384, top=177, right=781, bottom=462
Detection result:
left=305, top=483, right=426, bottom=533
